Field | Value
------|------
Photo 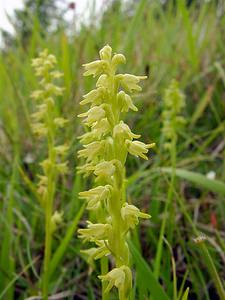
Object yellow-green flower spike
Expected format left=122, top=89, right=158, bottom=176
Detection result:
left=77, top=45, right=154, bottom=300
left=31, top=49, right=68, bottom=299
left=32, top=48, right=68, bottom=210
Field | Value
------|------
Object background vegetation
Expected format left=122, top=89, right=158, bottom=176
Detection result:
left=0, top=0, right=225, bottom=299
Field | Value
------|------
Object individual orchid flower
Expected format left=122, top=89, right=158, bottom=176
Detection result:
left=121, top=203, right=151, bottom=230
left=99, top=265, right=132, bottom=299
left=79, top=185, right=112, bottom=210
left=126, top=140, right=155, bottom=160
left=116, top=74, right=147, bottom=93
left=78, top=221, right=112, bottom=243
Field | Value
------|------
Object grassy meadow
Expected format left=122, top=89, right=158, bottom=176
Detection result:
left=0, top=0, right=225, bottom=299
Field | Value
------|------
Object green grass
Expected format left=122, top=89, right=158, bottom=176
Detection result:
left=0, top=0, right=225, bottom=299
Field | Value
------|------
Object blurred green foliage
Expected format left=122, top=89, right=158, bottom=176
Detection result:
left=0, top=0, right=224, bottom=299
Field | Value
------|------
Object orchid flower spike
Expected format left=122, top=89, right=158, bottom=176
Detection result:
left=77, top=45, right=154, bottom=300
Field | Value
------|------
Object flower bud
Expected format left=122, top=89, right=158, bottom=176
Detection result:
left=51, top=211, right=63, bottom=232
left=111, top=53, right=126, bottom=70
left=99, top=44, right=112, bottom=61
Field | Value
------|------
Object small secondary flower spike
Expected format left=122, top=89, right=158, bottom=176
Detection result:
left=154, top=80, right=186, bottom=282
left=77, top=45, right=155, bottom=300
left=162, top=79, right=185, bottom=149
left=31, top=49, right=68, bottom=299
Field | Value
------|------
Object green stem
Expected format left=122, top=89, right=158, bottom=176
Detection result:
left=42, top=174, right=55, bottom=299
left=169, top=181, right=225, bottom=300
left=0, top=151, right=19, bottom=299
left=112, top=76, right=129, bottom=269
left=42, top=101, right=56, bottom=299
left=101, top=257, right=110, bottom=300
left=168, top=136, right=177, bottom=241
left=42, top=195, right=53, bottom=300
left=198, top=243, right=225, bottom=300
left=154, top=136, right=176, bottom=280
left=103, top=73, right=130, bottom=300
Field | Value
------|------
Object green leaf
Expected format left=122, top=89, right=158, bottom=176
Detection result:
left=190, top=86, right=214, bottom=126
left=48, top=204, right=85, bottom=280
left=122, top=0, right=148, bottom=54
left=129, top=241, right=170, bottom=300
left=160, top=168, right=225, bottom=196
left=181, top=287, right=189, bottom=300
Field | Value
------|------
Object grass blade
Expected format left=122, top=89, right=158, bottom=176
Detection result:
left=48, top=204, right=85, bottom=280
left=181, top=287, right=189, bottom=300
left=0, top=155, right=18, bottom=299
left=190, top=86, right=214, bottom=126
left=195, top=242, right=225, bottom=300
left=122, top=0, right=148, bottom=54
left=129, top=241, right=170, bottom=300
left=160, top=167, right=225, bottom=196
